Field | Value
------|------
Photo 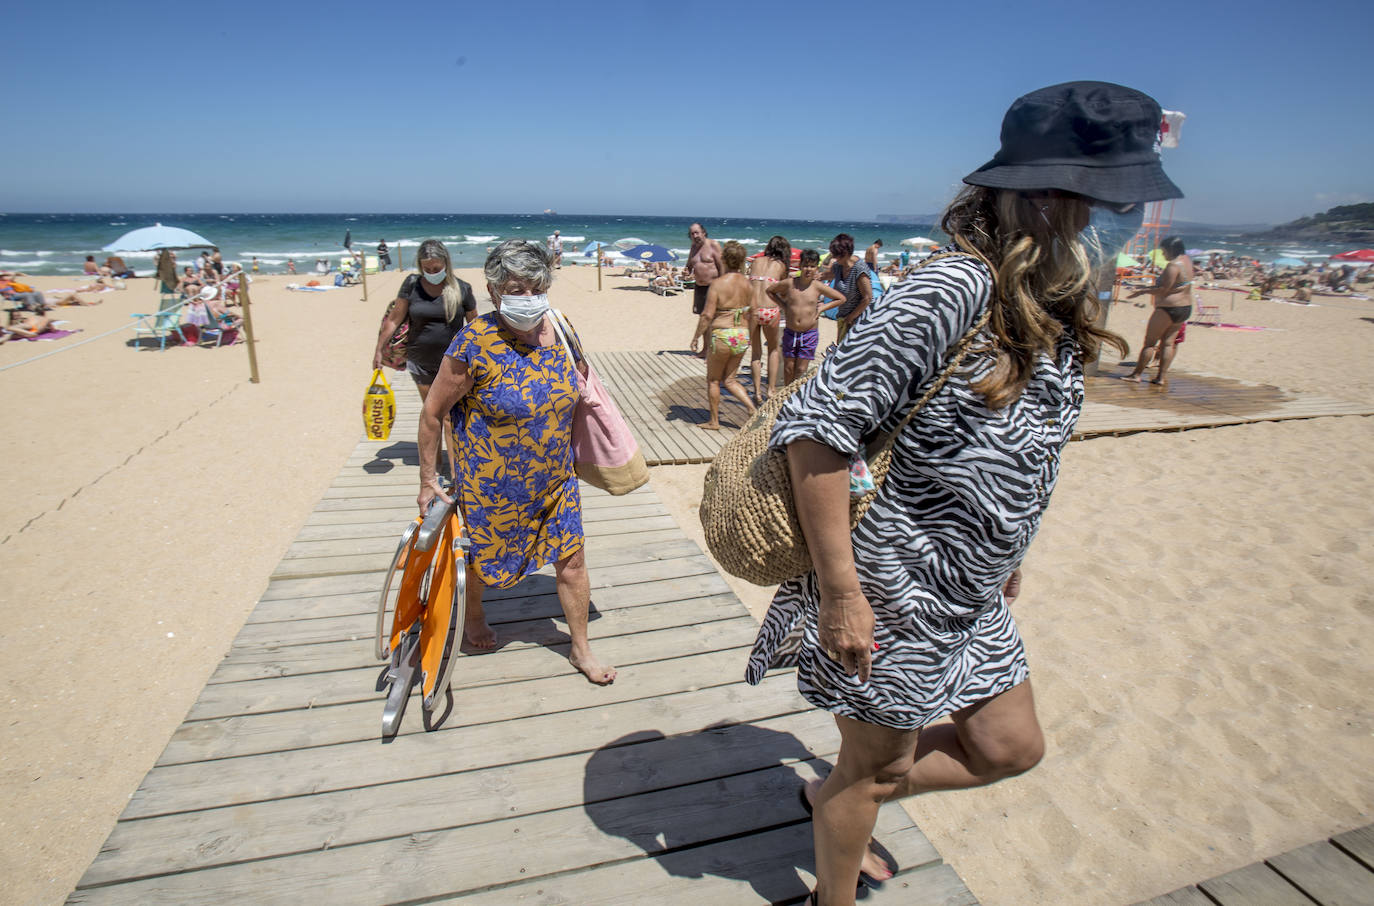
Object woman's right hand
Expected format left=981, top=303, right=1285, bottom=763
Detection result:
left=417, top=476, right=453, bottom=516
left=817, top=586, right=875, bottom=682
left=372, top=349, right=383, bottom=370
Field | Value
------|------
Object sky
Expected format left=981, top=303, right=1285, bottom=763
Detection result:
left=3, top=0, right=1371, bottom=226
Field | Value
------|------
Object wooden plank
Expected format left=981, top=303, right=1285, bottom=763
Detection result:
left=192, top=617, right=760, bottom=719
left=243, top=567, right=731, bottom=626
left=162, top=646, right=760, bottom=764
left=1197, top=861, right=1311, bottom=905
left=1332, top=824, right=1374, bottom=871
left=231, top=590, right=743, bottom=652
left=123, top=674, right=812, bottom=819
left=71, top=765, right=936, bottom=906
left=79, top=711, right=838, bottom=887
left=436, top=827, right=961, bottom=906
left=594, top=351, right=689, bottom=465
left=1268, top=840, right=1374, bottom=906
left=255, top=552, right=719, bottom=602
left=1134, top=886, right=1216, bottom=906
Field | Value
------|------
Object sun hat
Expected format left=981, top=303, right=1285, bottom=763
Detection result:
left=964, top=81, right=1183, bottom=204
left=197, top=285, right=218, bottom=301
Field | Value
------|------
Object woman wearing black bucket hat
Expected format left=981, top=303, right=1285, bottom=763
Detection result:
left=743, top=82, right=1181, bottom=906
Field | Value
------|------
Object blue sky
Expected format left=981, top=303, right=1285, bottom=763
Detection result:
left=3, top=0, right=1370, bottom=225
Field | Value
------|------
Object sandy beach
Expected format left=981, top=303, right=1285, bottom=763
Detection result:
left=1, top=264, right=1370, bottom=905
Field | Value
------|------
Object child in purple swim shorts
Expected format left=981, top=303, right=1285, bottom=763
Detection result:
left=767, top=248, right=845, bottom=384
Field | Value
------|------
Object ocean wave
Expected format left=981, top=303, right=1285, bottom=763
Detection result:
left=717, top=237, right=761, bottom=245
left=1, top=249, right=56, bottom=256
left=0, top=259, right=48, bottom=267
left=1280, top=249, right=1325, bottom=257
left=669, top=248, right=691, bottom=258
left=464, top=235, right=500, bottom=243
left=555, top=235, right=586, bottom=243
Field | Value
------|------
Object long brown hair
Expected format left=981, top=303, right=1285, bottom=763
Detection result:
left=940, top=186, right=1127, bottom=409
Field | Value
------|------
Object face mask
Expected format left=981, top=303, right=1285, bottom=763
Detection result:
left=1079, top=205, right=1144, bottom=271
left=421, top=268, right=447, bottom=285
left=498, top=293, right=550, bottom=331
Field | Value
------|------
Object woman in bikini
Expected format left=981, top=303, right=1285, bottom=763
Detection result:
left=748, top=235, right=791, bottom=403
left=1123, top=235, right=1193, bottom=385
left=689, top=241, right=757, bottom=430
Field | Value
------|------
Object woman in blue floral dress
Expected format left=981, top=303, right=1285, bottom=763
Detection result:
left=417, top=240, right=615, bottom=685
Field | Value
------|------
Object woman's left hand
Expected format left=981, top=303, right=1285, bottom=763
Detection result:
left=817, top=587, right=875, bottom=682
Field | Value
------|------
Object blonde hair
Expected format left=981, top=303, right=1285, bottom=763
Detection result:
left=414, top=239, right=464, bottom=322
left=721, top=241, right=747, bottom=273
left=940, top=186, right=1127, bottom=409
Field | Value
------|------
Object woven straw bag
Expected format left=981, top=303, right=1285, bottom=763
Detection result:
left=699, top=255, right=991, bottom=586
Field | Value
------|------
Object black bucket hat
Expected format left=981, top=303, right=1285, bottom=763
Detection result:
left=964, top=81, right=1183, bottom=204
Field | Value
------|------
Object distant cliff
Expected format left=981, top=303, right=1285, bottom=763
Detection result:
left=1250, top=203, right=1374, bottom=243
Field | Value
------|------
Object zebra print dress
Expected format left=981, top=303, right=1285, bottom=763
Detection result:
left=744, top=255, right=1084, bottom=730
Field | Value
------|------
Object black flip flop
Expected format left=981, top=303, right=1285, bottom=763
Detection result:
left=796, top=782, right=897, bottom=888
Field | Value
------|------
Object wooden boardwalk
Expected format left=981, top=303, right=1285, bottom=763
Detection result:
left=1137, top=824, right=1374, bottom=905
left=587, top=351, right=1374, bottom=465
left=68, top=386, right=975, bottom=905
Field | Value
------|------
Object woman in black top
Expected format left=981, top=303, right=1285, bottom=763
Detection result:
left=373, top=239, right=478, bottom=405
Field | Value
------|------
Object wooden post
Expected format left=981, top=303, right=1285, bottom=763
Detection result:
left=238, top=272, right=262, bottom=384
left=361, top=249, right=368, bottom=302
left=597, top=248, right=603, bottom=291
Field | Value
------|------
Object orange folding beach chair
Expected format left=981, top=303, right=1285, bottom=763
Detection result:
left=375, top=481, right=470, bottom=738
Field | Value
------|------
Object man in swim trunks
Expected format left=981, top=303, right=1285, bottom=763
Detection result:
left=767, top=248, right=845, bottom=385
left=684, top=222, right=724, bottom=318
left=864, top=238, right=884, bottom=272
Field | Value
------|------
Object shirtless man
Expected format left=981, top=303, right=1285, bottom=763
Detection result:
left=864, top=238, right=884, bottom=272
left=767, top=248, right=845, bottom=384
left=684, top=222, right=724, bottom=317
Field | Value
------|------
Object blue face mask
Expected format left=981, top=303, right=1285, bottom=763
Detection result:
left=421, top=268, right=447, bottom=285
left=498, top=293, right=550, bottom=331
left=1079, top=205, right=1144, bottom=271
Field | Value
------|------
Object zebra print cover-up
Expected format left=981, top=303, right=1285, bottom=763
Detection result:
left=745, top=255, right=1084, bottom=730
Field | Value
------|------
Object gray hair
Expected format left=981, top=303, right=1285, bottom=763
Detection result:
left=484, top=239, right=554, bottom=293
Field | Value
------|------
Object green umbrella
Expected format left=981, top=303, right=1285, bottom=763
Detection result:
left=1116, top=253, right=1140, bottom=267
left=1148, top=248, right=1169, bottom=267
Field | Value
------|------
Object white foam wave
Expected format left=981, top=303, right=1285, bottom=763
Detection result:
left=668, top=248, right=691, bottom=258
left=717, top=237, right=761, bottom=245
left=0, top=259, right=48, bottom=267
left=1280, top=249, right=1325, bottom=257
left=554, top=235, right=586, bottom=243
left=464, top=235, right=500, bottom=243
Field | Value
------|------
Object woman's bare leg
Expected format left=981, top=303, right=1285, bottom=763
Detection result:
left=1125, top=309, right=1173, bottom=379
left=553, top=547, right=616, bottom=684
left=721, top=352, right=756, bottom=415
left=763, top=322, right=782, bottom=398
left=700, top=345, right=728, bottom=430
left=462, top=571, right=496, bottom=649
left=812, top=684, right=1043, bottom=905
left=1152, top=322, right=1184, bottom=385
left=749, top=322, right=764, bottom=402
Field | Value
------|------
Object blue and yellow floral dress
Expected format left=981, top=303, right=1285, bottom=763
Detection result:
left=445, top=312, right=583, bottom=589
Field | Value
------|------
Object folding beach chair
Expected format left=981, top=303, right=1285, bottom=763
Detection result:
left=375, top=480, right=471, bottom=737
left=1193, top=291, right=1221, bottom=326
left=130, top=292, right=188, bottom=350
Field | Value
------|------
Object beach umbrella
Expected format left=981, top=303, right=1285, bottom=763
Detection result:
left=900, top=236, right=937, bottom=248
left=1271, top=256, right=1305, bottom=267
left=1331, top=249, right=1374, bottom=262
left=1185, top=248, right=1203, bottom=256
left=1116, top=253, right=1140, bottom=268
left=1148, top=248, right=1170, bottom=267
left=103, top=223, right=215, bottom=252
left=582, top=241, right=614, bottom=256
left=620, top=244, right=677, bottom=262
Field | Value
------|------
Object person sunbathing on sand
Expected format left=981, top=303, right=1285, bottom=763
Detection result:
left=0, top=308, right=54, bottom=342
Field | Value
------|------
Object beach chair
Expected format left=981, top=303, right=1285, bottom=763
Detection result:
left=130, top=292, right=187, bottom=350
left=1193, top=291, right=1221, bottom=325
left=649, top=275, right=683, bottom=295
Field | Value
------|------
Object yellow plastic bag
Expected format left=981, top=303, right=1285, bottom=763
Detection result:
left=363, top=368, right=396, bottom=440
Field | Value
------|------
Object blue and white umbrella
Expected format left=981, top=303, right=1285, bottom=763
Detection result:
left=104, top=223, right=215, bottom=252
left=1271, top=256, right=1306, bottom=268
left=620, top=244, right=677, bottom=262
left=582, top=241, right=614, bottom=256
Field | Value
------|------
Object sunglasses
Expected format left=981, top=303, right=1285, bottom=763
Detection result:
left=1021, top=190, right=1138, bottom=215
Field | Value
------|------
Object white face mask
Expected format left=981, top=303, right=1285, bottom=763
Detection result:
left=498, top=293, right=550, bottom=331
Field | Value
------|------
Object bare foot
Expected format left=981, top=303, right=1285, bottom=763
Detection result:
left=1150, top=377, right=1169, bottom=388
left=698, top=422, right=721, bottom=431
left=569, top=651, right=616, bottom=685
left=803, top=778, right=894, bottom=883
left=464, top=618, right=497, bottom=650
left=1116, top=373, right=1144, bottom=382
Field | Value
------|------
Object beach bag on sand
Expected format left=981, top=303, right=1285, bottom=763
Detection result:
left=377, top=296, right=409, bottom=370
left=363, top=368, right=397, bottom=441
left=549, top=310, right=650, bottom=496
left=699, top=253, right=989, bottom=586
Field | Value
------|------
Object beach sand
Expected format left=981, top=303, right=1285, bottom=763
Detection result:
left=1, top=266, right=1370, bottom=905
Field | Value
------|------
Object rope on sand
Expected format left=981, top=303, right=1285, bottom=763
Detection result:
left=0, top=301, right=189, bottom=372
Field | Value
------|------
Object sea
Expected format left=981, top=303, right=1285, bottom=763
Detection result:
left=0, top=212, right=1354, bottom=276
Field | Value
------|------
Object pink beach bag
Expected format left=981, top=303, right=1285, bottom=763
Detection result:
left=550, top=311, right=650, bottom=496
